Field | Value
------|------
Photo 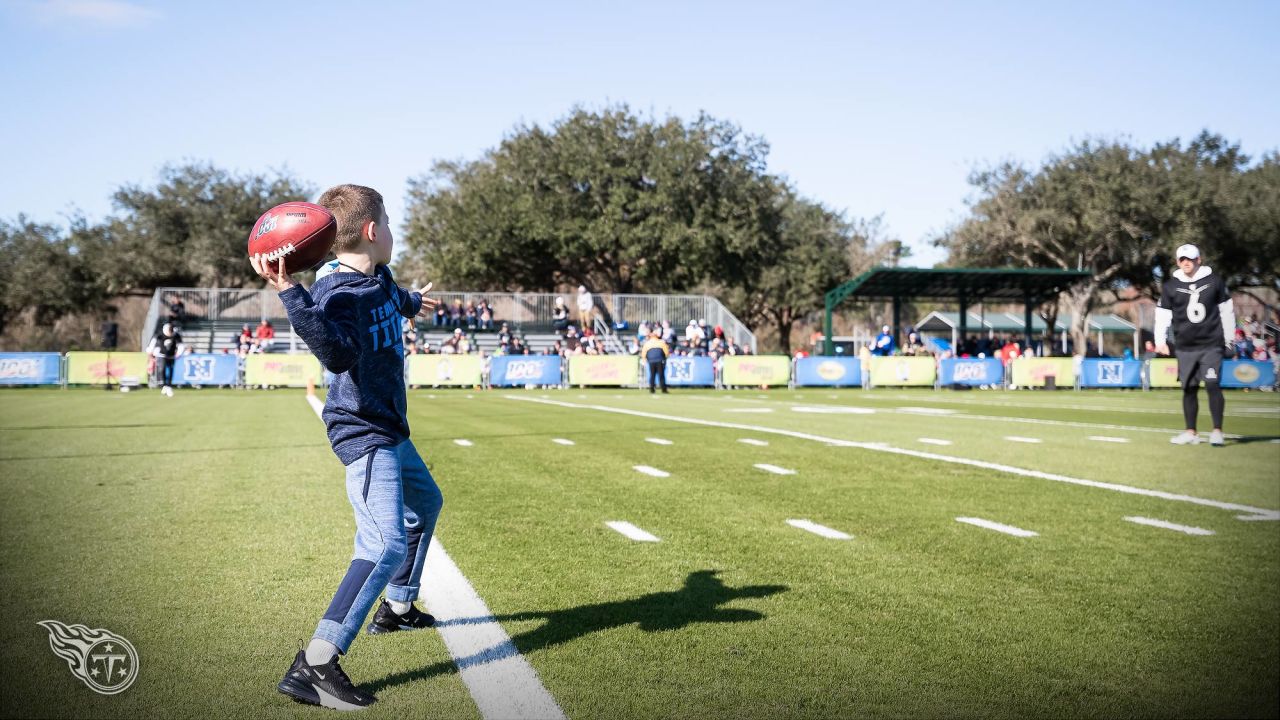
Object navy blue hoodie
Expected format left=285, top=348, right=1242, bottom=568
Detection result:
left=279, top=261, right=421, bottom=465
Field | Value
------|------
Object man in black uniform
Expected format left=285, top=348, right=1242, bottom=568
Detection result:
left=1154, top=244, right=1235, bottom=446
left=147, top=322, right=186, bottom=397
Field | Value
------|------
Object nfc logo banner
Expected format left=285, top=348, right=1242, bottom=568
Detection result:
left=1079, top=359, right=1142, bottom=388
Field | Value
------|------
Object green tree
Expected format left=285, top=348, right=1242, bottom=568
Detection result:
left=0, top=217, right=99, bottom=335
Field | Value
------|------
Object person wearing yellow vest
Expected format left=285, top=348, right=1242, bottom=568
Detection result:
left=641, top=330, right=670, bottom=394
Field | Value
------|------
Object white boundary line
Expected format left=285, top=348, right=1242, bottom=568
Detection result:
left=754, top=463, right=796, bottom=475
left=956, top=517, right=1038, bottom=537
left=917, top=438, right=953, bottom=446
left=504, top=395, right=1280, bottom=521
left=1123, top=516, right=1215, bottom=536
left=644, top=437, right=674, bottom=445
left=551, top=438, right=575, bottom=446
left=1088, top=436, right=1130, bottom=443
left=454, top=439, right=474, bottom=447
left=786, top=519, right=852, bottom=539
left=306, top=393, right=565, bottom=720
left=738, top=438, right=769, bottom=446
left=605, top=521, right=661, bottom=542
left=633, top=465, right=670, bottom=478
left=1004, top=436, right=1042, bottom=444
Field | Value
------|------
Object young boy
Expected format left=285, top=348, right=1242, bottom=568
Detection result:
left=250, top=184, right=444, bottom=711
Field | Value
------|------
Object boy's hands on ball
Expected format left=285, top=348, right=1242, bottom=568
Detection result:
left=251, top=254, right=297, bottom=292
left=416, top=281, right=441, bottom=317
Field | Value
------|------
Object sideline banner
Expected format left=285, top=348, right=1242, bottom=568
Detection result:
left=0, top=352, right=62, bottom=385
left=1222, top=360, right=1277, bottom=389
left=568, top=356, right=639, bottom=386
left=244, top=354, right=323, bottom=387
left=176, top=353, right=239, bottom=386
left=722, top=356, right=790, bottom=387
left=662, top=356, right=715, bottom=387
left=66, top=352, right=148, bottom=385
left=407, top=354, right=482, bottom=386
left=1147, top=358, right=1180, bottom=388
left=794, top=357, right=861, bottom=387
left=869, top=356, right=936, bottom=387
left=1010, top=357, right=1075, bottom=388
left=1079, top=359, right=1143, bottom=388
left=938, top=358, right=1003, bottom=386
left=489, top=355, right=561, bottom=387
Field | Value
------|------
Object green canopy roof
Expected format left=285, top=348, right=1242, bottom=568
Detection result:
left=827, top=267, right=1092, bottom=305
left=915, top=311, right=1136, bottom=334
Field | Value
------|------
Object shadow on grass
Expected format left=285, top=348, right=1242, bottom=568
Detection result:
left=364, top=569, right=787, bottom=693
left=1230, top=435, right=1280, bottom=445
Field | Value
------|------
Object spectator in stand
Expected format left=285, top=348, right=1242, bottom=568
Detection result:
left=697, top=319, right=711, bottom=353
left=497, top=322, right=514, bottom=353
left=1251, top=337, right=1270, bottom=361
left=576, top=286, right=594, bottom=330
left=449, top=299, right=464, bottom=328
left=999, top=336, right=1022, bottom=365
left=433, top=304, right=448, bottom=328
left=563, top=326, right=581, bottom=354
left=546, top=339, right=564, bottom=357
left=167, top=294, right=187, bottom=326
left=442, top=328, right=462, bottom=354
left=509, top=336, right=528, bottom=355
left=464, top=301, right=478, bottom=330
left=902, top=332, right=925, bottom=356
left=642, top=329, right=670, bottom=394
left=477, top=299, right=494, bottom=331
left=552, top=297, right=570, bottom=336
left=686, top=320, right=704, bottom=354
left=421, top=341, right=433, bottom=354
left=403, top=319, right=418, bottom=356
left=873, top=325, right=895, bottom=356
left=1233, top=329, right=1252, bottom=360
left=256, top=319, right=276, bottom=352
left=1140, top=339, right=1159, bottom=361
left=237, top=324, right=254, bottom=357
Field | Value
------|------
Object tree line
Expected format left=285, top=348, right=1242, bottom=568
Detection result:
left=3, top=106, right=1275, bottom=355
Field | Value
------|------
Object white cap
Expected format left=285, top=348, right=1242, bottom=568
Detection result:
left=1175, top=244, right=1200, bottom=260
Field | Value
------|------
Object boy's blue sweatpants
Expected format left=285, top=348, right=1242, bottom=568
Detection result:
left=312, top=439, right=443, bottom=654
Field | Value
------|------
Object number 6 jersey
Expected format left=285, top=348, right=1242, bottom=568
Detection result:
left=1155, top=265, right=1235, bottom=351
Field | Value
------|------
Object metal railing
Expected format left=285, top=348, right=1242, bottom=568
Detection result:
left=142, top=287, right=759, bottom=352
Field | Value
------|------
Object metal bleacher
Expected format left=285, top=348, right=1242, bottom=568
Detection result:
left=145, top=287, right=757, bottom=356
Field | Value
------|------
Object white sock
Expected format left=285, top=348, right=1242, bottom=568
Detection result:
left=388, top=600, right=412, bottom=615
left=305, top=638, right=338, bottom=666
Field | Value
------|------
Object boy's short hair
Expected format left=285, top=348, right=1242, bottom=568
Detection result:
left=318, top=184, right=385, bottom=254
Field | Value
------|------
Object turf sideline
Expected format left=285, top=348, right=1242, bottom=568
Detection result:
left=504, top=395, right=1280, bottom=522
left=305, top=393, right=565, bottom=720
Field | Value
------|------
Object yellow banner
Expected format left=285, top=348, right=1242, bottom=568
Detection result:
left=1010, top=357, right=1076, bottom=387
left=65, top=352, right=148, bottom=385
left=407, top=354, right=482, bottom=386
left=722, top=355, right=791, bottom=387
left=568, top=356, right=639, bottom=386
left=1148, top=358, right=1180, bottom=388
left=868, top=356, right=936, bottom=387
left=244, top=354, right=322, bottom=387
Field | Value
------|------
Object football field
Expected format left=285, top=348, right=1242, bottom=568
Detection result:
left=1, top=387, right=1278, bottom=718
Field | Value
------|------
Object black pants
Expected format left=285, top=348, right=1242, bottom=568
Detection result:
left=648, top=361, right=667, bottom=393
left=1176, top=346, right=1225, bottom=430
left=157, top=356, right=175, bottom=387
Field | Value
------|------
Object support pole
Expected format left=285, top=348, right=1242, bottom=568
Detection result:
left=823, top=296, right=834, bottom=356
left=1023, top=292, right=1034, bottom=355
left=958, top=293, right=968, bottom=356
left=892, top=296, right=902, bottom=351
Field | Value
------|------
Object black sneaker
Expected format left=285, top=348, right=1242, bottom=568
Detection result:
left=367, top=598, right=436, bottom=635
left=277, top=649, right=376, bottom=711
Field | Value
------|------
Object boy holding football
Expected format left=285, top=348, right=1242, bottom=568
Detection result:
left=251, top=184, right=444, bottom=711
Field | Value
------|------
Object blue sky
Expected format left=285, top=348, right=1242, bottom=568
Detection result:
left=2, top=0, right=1277, bottom=267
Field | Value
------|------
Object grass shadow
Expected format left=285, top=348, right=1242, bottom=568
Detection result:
left=365, top=569, right=787, bottom=693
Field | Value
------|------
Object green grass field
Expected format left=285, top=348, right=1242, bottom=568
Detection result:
left=2, top=386, right=1278, bottom=719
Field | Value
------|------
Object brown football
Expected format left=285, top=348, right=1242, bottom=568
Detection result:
left=247, top=202, right=337, bottom=275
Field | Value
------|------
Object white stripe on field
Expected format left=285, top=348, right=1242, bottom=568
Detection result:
left=454, top=439, right=474, bottom=447
left=790, top=405, right=875, bottom=414
left=724, top=408, right=774, bottom=413
left=633, top=465, right=670, bottom=478
left=1004, top=436, right=1041, bottom=444
left=738, top=438, right=769, bottom=446
left=503, top=395, right=1280, bottom=521
left=898, top=406, right=957, bottom=415
left=917, top=438, right=953, bottom=446
left=551, top=438, right=575, bottom=446
left=605, top=521, right=661, bottom=542
left=305, top=396, right=564, bottom=720
left=956, top=517, right=1039, bottom=537
left=644, top=437, right=673, bottom=445
left=1123, top=516, right=1215, bottom=536
left=1088, top=436, right=1130, bottom=443
left=786, top=519, right=852, bottom=540
left=754, top=463, right=796, bottom=475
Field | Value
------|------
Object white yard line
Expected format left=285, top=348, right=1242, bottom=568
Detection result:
left=724, top=408, right=774, bottom=413
left=644, top=437, right=674, bottom=445
left=505, top=395, right=1280, bottom=521
left=955, top=517, right=1039, bottom=537
left=786, top=519, right=852, bottom=540
left=754, top=463, right=796, bottom=475
left=1088, top=436, right=1131, bottom=443
left=454, top=439, right=474, bottom=447
left=790, top=406, right=876, bottom=414
left=605, top=521, right=661, bottom=542
left=898, top=406, right=957, bottom=415
left=1004, top=436, right=1042, bottom=444
left=551, top=438, right=575, bottom=446
left=917, top=438, right=953, bottom=446
left=1123, top=516, right=1215, bottom=536
left=305, top=394, right=564, bottom=720
left=737, top=438, right=769, bottom=446
left=633, top=465, right=671, bottom=478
